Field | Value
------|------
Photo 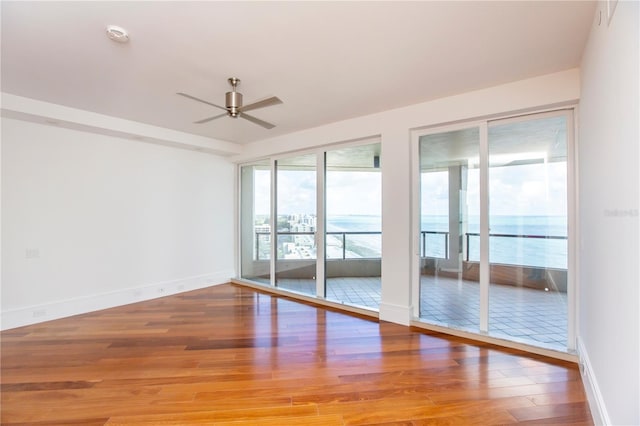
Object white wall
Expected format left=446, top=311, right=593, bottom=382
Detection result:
left=578, top=2, right=639, bottom=425
left=1, top=118, right=235, bottom=329
left=236, top=69, right=581, bottom=325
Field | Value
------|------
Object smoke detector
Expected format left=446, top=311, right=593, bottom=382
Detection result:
left=106, top=25, right=129, bottom=43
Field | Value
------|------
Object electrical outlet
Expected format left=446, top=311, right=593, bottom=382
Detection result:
left=177, top=283, right=185, bottom=291
left=33, top=309, right=46, bottom=318
left=158, top=287, right=165, bottom=293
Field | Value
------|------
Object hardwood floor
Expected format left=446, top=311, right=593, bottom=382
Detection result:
left=1, top=283, right=592, bottom=425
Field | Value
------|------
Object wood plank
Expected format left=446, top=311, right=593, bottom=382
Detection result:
left=387, top=410, right=518, bottom=425
left=104, top=403, right=319, bottom=425
left=508, top=401, right=593, bottom=423
left=213, top=414, right=344, bottom=426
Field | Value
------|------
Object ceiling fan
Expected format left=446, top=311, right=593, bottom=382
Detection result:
left=177, top=78, right=282, bottom=129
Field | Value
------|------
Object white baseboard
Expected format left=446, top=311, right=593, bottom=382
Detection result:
left=1, top=270, right=234, bottom=330
left=379, top=302, right=412, bottom=325
left=577, top=337, right=610, bottom=426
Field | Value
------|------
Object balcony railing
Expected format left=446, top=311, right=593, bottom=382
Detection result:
left=327, top=231, right=381, bottom=259
left=420, top=231, right=449, bottom=259
left=255, top=230, right=568, bottom=264
left=256, top=231, right=382, bottom=260
left=257, top=230, right=447, bottom=260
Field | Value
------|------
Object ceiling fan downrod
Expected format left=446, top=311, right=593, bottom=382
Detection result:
left=226, top=77, right=242, bottom=118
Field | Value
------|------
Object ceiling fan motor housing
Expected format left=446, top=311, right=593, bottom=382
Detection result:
left=225, top=91, right=242, bottom=117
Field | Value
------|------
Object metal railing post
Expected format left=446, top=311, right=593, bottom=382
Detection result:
left=445, top=234, right=449, bottom=260
left=466, top=233, right=470, bottom=261
left=342, top=233, right=346, bottom=259
left=256, top=232, right=260, bottom=261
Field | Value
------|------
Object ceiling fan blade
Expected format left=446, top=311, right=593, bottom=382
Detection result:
left=176, top=92, right=227, bottom=111
left=194, top=113, right=227, bottom=124
left=240, top=96, right=283, bottom=113
left=240, top=112, right=276, bottom=129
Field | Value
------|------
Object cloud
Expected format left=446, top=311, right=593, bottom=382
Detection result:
left=326, top=171, right=381, bottom=216
left=489, top=162, right=567, bottom=216
left=252, top=160, right=568, bottom=221
left=253, top=170, right=271, bottom=215
left=252, top=169, right=382, bottom=217
left=420, top=161, right=567, bottom=218
left=277, top=170, right=317, bottom=214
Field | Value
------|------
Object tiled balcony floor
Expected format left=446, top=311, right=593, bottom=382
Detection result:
left=419, top=274, right=567, bottom=351
left=274, top=274, right=567, bottom=352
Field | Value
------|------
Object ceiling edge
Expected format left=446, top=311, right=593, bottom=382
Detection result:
left=0, top=93, right=243, bottom=157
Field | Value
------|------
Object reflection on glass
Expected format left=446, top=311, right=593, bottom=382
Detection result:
left=419, top=128, right=480, bottom=331
left=240, top=161, right=271, bottom=284
left=325, top=143, right=381, bottom=310
left=275, top=154, right=317, bottom=296
left=488, top=114, right=568, bottom=350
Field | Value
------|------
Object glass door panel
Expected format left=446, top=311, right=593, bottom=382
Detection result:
left=419, top=128, right=480, bottom=331
left=325, top=143, right=382, bottom=309
left=488, top=114, right=568, bottom=350
left=240, top=161, right=271, bottom=284
left=275, top=154, right=317, bottom=295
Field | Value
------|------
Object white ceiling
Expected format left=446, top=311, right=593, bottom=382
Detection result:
left=1, top=1, right=596, bottom=146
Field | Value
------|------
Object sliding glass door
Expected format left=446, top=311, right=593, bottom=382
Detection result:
left=416, top=110, right=573, bottom=352
left=325, top=143, right=382, bottom=309
left=275, top=154, right=317, bottom=296
left=488, top=114, right=569, bottom=350
left=240, top=160, right=271, bottom=284
left=419, top=128, right=480, bottom=330
left=240, top=140, right=382, bottom=311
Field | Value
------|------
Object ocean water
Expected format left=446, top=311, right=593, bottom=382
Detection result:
left=327, top=215, right=381, bottom=232
left=326, top=214, right=567, bottom=269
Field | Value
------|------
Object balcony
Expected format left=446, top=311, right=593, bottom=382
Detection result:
left=248, top=230, right=568, bottom=351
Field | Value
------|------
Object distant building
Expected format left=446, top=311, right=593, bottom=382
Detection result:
left=255, top=224, right=270, bottom=233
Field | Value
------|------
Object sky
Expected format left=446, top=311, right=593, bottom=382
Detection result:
left=422, top=161, right=567, bottom=218
left=254, top=170, right=381, bottom=216
left=255, top=161, right=567, bottom=219
left=251, top=112, right=568, bottom=219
